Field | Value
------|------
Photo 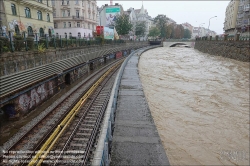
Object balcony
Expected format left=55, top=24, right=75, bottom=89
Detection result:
left=72, top=15, right=84, bottom=20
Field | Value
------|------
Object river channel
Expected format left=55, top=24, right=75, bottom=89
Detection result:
left=138, top=46, right=249, bottom=165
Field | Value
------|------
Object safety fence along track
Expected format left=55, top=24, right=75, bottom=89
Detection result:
left=0, top=58, right=123, bottom=166
left=27, top=60, right=122, bottom=166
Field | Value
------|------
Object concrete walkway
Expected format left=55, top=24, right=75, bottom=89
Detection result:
left=110, top=50, right=170, bottom=165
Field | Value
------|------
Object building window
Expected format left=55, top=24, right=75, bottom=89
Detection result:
left=38, top=0, right=42, bottom=3
left=11, top=4, right=17, bottom=15
left=53, top=10, right=56, bottom=17
left=48, top=29, right=52, bottom=37
left=68, top=22, right=71, bottom=27
left=63, top=22, right=66, bottom=28
left=88, top=23, right=90, bottom=29
left=27, top=26, right=33, bottom=36
left=52, top=0, right=55, bottom=6
left=62, top=10, right=65, bottom=17
left=67, top=0, right=69, bottom=5
left=82, top=0, right=84, bottom=7
left=39, top=28, right=44, bottom=37
left=62, top=0, right=64, bottom=5
left=46, top=0, right=49, bottom=6
left=77, top=22, right=80, bottom=27
left=15, top=25, right=20, bottom=35
left=25, top=7, right=31, bottom=18
left=69, top=32, right=72, bottom=38
left=56, top=33, right=59, bottom=38
left=47, top=13, right=50, bottom=22
left=65, top=32, right=67, bottom=38
left=78, top=32, right=81, bottom=37
left=67, top=10, right=70, bottom=16
left=75, top=0, right=79, bottom=5
left=88, top=13, right=90, bottom=19
left=37, top=10, right=42, bottom=20
left=54, top=23, right=57, bottom=28
left=76, top=10, right=79, bottom=18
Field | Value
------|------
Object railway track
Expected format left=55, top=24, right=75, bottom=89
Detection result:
left=1, top=59, right=123, bottom=166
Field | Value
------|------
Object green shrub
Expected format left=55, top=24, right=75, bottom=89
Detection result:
left=39, top=39, right=46, bottom=46
left=26, top=37, right=34, bottom=50
left=0, top=36, right=9, bottom=48
left=14, top=40, right=24, bottom=51
left=49, top=38, right=56, bottom=47
left=3, top=46, right=9, bottom=52
left=38, top=43, right=46, bottom=53
left=14, top=35, right=23, bottom=40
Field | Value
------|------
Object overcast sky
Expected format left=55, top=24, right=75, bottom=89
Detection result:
left=97, top=0, right=230, bottom=34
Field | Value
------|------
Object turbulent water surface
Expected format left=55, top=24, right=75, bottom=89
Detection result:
left=138, top=47, right=249, bottom=165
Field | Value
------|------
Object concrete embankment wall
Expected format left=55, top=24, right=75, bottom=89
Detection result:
left=194, top=41, right=250, bottom=62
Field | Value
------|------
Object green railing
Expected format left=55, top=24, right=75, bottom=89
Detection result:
left=0, top=32, right=144, bottom=54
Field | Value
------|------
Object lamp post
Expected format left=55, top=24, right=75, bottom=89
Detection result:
left=208, top=16, right=217, bottom=36
left=198, top=23, right=205, bottom=37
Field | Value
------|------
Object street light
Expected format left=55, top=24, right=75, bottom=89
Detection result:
left=208, top=16, right=217, bottom=36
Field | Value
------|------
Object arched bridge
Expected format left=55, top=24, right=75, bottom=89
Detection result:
left=163, top=40, right=195, bottom=48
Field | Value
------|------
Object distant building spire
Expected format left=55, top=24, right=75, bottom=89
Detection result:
left=139, top=2, right=145, bottom=15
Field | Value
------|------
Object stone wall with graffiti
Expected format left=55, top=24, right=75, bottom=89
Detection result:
left=15, top=79, right=57, bottom=115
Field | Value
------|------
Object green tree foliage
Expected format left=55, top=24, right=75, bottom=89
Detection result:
left=135, top=21, right=146, bottom=37
left=183, top=29, right=192, bottom=39
left=173, top=24, right=184, bottom=39
left=148, top=27, right=160, bottom=40
left=154, top=14, right=169, bottom=39
left=165, top=24, right=175, bottom=39
left=114, top=14, right=133, bottom=35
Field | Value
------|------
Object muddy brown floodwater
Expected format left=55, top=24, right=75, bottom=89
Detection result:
left=138, top=47, right=249, bottom=165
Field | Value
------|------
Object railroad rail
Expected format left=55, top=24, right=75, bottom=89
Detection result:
left=0, top=59, right=124, bottom=166
left=28, top=60, right=122, bottom=166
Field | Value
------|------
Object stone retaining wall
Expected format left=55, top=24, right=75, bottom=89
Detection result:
left=194, top=41, right=250, bottom=62
left=0, top=42, right=148, bottom=76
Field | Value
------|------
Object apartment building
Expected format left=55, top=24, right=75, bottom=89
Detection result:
left=52, top=0, right=98, bottom=38
left=236, top=0, right=250, bottom=35
left=223, top=0, right=239, bottom=35
left=0, top=0, right=54, bottom=37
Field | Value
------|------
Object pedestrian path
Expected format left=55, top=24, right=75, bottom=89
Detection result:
left=110, top=49, right=170, bottom=165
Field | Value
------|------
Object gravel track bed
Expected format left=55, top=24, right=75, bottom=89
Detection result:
left=0, top=62, right=115, bottom=152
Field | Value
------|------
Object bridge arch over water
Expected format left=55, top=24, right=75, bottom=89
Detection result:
left=163, top=41, right=195, bottom=48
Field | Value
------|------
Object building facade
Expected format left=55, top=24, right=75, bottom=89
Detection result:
left=0, top=0, right=54, bottom=37
left=98, top=3, right=124, bottom=28
left=236, top=0, right=250, bottom=35
left=134, top=5, right=154, bottom=40
left=52, top=0, right=98, bottom=38
left=223, top=0, right=239, bottom=35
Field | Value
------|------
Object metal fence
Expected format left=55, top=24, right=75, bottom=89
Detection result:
left=0, top=31, right=145, bottom=54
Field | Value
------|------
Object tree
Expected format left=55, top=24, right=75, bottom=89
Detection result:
left=114, top=14, right=133, bottom=36
left=135, top=21, right=146, bottom=38
left=154, top=14, right=168, bottom=39
left=174, top=24, right=184, bottom=39
left=183, top=29, right=191, bottom=39
left=148, top=27, right=160, bottom=40
left=165, top=24, right=174, bottom=39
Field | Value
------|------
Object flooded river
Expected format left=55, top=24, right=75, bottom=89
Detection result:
left=138, top=47, right=249, bottom=165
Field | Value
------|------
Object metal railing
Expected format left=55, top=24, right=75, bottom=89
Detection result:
left=1, top=31, right=146, bottom=54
